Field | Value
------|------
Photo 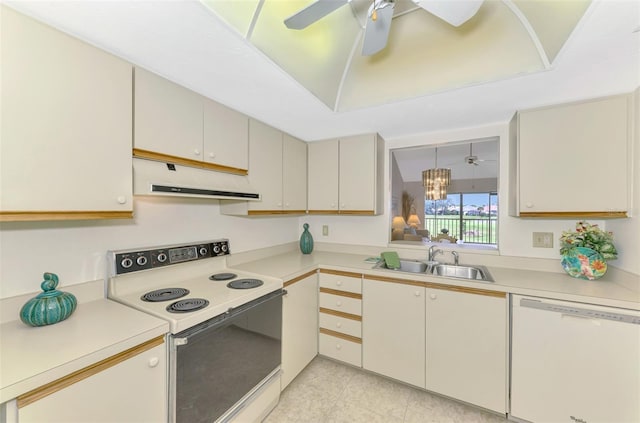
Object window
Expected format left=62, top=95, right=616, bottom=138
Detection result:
left=424, top=192, right=497, bottom=245
left=390, top=138, right=499, bottom=247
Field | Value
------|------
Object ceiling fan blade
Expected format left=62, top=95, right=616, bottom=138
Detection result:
left=284, top=0, right=350, bottom=30
left=412, top=0, right=484, bottom=27
left=362, top=1, right=395, bottom=56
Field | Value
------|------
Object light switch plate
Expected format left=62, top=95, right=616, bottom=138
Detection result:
left=322, top=225, right=329, bottom=236
left=532, top=232, right=554, bottom=248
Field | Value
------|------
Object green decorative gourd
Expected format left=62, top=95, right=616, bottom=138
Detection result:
left=20, top=273, right=77, bottom=327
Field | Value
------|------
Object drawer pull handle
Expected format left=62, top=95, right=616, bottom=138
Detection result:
left=336, top=301, right=342, bottom=307
left=148, top=357, right=159, bottom=368
left=430, top=293, right=437, bottom=300
left=415, top=291, right=421, bottom=297
left=336, top=281, right=342, bottom=286
left=336, top=322, right=342, bottom=328
left=336, top=344, right=342, bottom=350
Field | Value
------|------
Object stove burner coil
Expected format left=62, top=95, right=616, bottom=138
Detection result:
left=141, top=288, right=190, bottom=302
left=209, top=273, right=237, bottom=281
left=227, top=279, right=264, bottom=290
left=166, top=298, right=209, bottom=313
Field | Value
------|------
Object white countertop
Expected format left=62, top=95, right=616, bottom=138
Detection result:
left=229, top=250, right=640, bottom=310
left=0, top=280, right=168, bottom=403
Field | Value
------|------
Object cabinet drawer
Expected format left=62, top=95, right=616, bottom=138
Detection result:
left=319, top=333, right=362, bottom=367
left=319, top=293, right=361, bottom=316
left=319, top=312, right=361, bottom=338
left=319, top=273, right=362, bottom=294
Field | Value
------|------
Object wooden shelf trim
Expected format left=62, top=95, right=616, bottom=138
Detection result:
left=0, top=211, right=133, bottom=222
left=519, top=211, right=627, bottom=218
left=247, top=210, right=307, bottom=216
left=363, top=274, right=506, bottom=298
left=319, top=328, right=362, bottom=344
left=319, top=307, right=362, bottom=321
left=133, top=148, right=248, bottom=176
left=307, top=210, right=376, bottom=216
left=319, top=269, right=363, bottom=279
left=17, top=336, right=164, bottom=409
left=319, top=287, right=362, bottom=299
left=284, top=270, right=318, bottom=288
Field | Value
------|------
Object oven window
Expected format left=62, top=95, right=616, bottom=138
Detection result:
left=174, top=292, right=282, bottom=423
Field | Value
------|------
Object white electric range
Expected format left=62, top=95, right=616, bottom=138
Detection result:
left=107, top=239, right=283, bottom=423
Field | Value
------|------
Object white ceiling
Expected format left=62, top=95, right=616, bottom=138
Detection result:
left=5, top=0, right=639, bottom=142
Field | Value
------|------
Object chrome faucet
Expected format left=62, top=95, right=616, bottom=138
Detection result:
left=451, top=251, right=459, bottom=266
left=428, top=245, right=443, bottom=262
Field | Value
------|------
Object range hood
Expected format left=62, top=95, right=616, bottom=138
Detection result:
left=133, top=158, right=260, bottom=200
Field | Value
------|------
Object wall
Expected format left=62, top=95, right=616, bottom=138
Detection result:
left=304, top=120, right=639, bottom=275
left=0, top=197, right=299, bottom=298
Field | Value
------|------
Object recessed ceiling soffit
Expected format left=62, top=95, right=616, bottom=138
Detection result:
left=201, top=0, right=591, bottom=112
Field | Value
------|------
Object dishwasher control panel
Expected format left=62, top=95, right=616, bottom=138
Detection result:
left=520, top=297, right=640, bottom=325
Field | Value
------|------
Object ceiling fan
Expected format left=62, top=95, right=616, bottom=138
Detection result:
left=465, top=143, right=496, bottom=166
left=284, top=0, right=485, bottom=56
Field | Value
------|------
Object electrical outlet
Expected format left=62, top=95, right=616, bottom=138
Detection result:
left=532, top=232, right=554, bottom=248
left=322, top=225, right=329, bottom=236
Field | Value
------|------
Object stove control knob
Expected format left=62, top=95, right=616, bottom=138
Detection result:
left=213, top=245, right=221, bottom=254
left=221, top=243, right=228, bottom=253
left=121, top=258, right=133, bottom=269
left=199, top=247, right=208, bottom=256
left=136, top=256, right=148, bottom=266
left=157, top=253, right=167, bottom=263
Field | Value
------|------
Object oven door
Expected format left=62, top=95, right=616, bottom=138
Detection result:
left=169, top=289, right=283, bottom=423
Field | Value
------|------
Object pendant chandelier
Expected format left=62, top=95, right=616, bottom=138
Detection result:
left=422, top=147, right=451, bottom=200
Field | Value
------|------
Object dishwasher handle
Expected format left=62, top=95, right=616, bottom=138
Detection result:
left=519, top=298, right=640, bottom=325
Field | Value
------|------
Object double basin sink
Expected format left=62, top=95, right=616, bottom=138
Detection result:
left=374, top=259, right=494, bottom=282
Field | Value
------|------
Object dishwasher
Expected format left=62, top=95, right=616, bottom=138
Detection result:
left=511, top=295, right=640, bottom=423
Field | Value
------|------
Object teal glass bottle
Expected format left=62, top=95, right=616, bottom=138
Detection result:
left=299, top=223, right=314, bottom=254
left=20, top=272, right=77, bottom=327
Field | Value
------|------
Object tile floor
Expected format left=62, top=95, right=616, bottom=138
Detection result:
left=264, top=357, right=509, bottom=423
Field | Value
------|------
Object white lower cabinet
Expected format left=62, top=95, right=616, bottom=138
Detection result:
left=425, top=287, right=507, bottom=414
left=318, top=271, right=362, bottom=367
left=281, top=272, right=318, bottom=390
left=362, top=278, right=426, bottom=389
left=17, top=338, right=167, bottom=423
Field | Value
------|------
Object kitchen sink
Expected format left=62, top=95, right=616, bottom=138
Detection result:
left=431, top=264, right=494, bottom=282
left=374, top=259, right=494, bottom=282
left=376, top=258, right=428, bottom=273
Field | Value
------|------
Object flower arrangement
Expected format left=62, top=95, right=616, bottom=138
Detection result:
left=559, top=221, right=618, bottom=261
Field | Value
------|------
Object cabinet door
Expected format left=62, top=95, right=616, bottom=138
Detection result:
left=339, top=134, right=377, bottom=212
left=425, top=288, right=506, bottom=413
left=308, top=139, right=339, bottom=212
left=363, top=279, right=425, bottom=388
left=281, top=274, right=318, bottom=390
left=203, top=98, right=249, bottom=172
left=18, top=342, right=167, bottom=423
left=282, top=134, right=307, bottom=212
left=1, top=6, right=132, bottom=218
left=517, top=95, right=630, bottom=215
left=134, top=67, right=203, bottom=161
left=248, top=120, right=283, bottom=211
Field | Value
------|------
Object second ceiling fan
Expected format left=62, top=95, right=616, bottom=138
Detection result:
left=284, top=0, right=485, bottom=56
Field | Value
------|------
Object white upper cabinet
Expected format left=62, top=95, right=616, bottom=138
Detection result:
left=220, top=120, right=307, bottom=215
left=308, top=140, right=340, bottom=212
left=308, top=134, right=384, bottom=215
left=134, top=67, right=249, bottom=175
left=247, top=119, right=283, bottom=211
left=203, top=98, right=249, bottom=171
left=512, top=93, right=633, bottom=218
left=0, top=6, right=133, bottom=221
left=282, top=134, right=308, bottom=212
left=134, top=67, right=202, bottom=161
